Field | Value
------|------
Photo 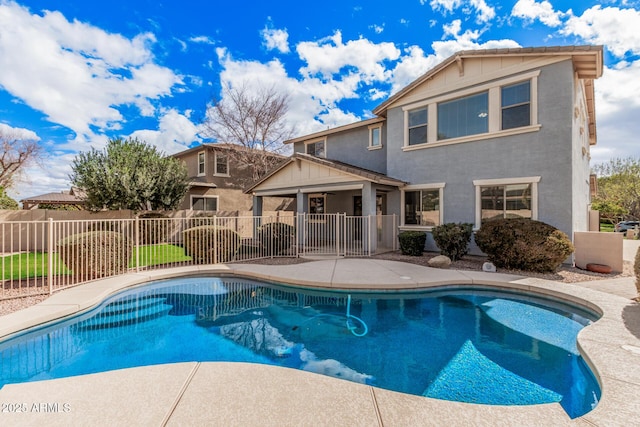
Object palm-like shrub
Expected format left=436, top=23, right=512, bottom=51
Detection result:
left=475, top=218, right=574, bottom=272
left=58, top=231, right=132, bottom=279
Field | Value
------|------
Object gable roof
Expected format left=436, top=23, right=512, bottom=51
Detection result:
left=373, top=45, right=604, bottom=117
left=245, top=152, right=405, bottom=194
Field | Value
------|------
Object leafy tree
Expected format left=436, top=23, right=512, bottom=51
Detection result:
left=70, top=138, right=189, bottom=211
left=0, top=127, right=43, bottom=189
left=0, top=187, right=19, bottom=210
left=592, top=157, right=640, bottom=221
left=201, top=82, right=293, bottom=183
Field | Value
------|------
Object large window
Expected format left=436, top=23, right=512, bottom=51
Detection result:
left=437, top=92, right=488, bottom=140
left=215, top=152, right=229, bottom=175
left=501, top=81, right=531, bottom=130
left=408, top=108, right=428, bottom=146
left=404, top=188, right=441, bottom=226
left=474, top=177, right=540, bottom=226
left=191, top=196, right=218, bottom=212
left=306, top=139, right=326, bottom=157
left=197, top=151, right=205, bottom=176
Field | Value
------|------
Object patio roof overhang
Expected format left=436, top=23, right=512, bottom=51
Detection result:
left=245, top=153, right=406, bottom=197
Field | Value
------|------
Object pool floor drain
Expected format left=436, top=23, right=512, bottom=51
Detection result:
left=622, top=345, right=640, bottom=355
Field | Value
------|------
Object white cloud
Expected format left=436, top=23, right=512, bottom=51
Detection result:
left=429, top=0, right=496, bottom=24
left=189, top=35, right=216, bottom=45
left=128, top=109, right=201, bottom=155
left=370, top=24, right=384, bottom=34
left=561, top=6, right=640, bottom=57
left=261, top=27, right=290, bottom=53
left=511, top=0, right=564, bottom=27
left=0, top=123, right=40, bottom=141
left=0, top=1, right=182, bottom=143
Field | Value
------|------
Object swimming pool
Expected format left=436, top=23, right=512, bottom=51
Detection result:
left=0, top=276, right=600, bottom=418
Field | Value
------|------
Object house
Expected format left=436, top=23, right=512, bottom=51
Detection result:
left=172, top=143, right=293, bottom=213
left=247, top=45, right=603, bottom=253
left=20, top=188, right=86, bottom=210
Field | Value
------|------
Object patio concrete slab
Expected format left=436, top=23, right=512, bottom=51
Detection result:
left=0, top=259, right=638, bottom=426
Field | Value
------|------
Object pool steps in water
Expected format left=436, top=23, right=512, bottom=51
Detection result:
left=76, top=297, right=173, bottom=330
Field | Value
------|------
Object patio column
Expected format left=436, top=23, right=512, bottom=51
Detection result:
left=361, top=182, right=377, bottom=253
left=296, top=191, right=307, bottom=249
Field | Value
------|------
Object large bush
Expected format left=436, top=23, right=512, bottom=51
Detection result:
left=634, top=246, right=640, bottom=298
left=398, top=231, right=426, bottom=256
left=258, top=222, right=295, bottom=255
left=57, top=231, right=132, bottom=279
left=475, top=218, right=574, bottom=272
left=182, top=226, right=240, bottom=263
left=138, top=212, right=172, bottom=244
left=431, top=223, right=473, bottom=261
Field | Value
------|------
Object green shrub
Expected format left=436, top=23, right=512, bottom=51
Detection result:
left=57, top=231, right=132, bottom=279
left=138, top=212, right=172, bottom=244
left=431, top=222, right=473, bottom=261
left=475, top=218, right=574, bottom=272
left=398, top=231, right=426, bottom=256
left=634, top=246, right=640, bottom=298
left=182, top=226, right=240, bottom=263
left=258, top=222, right=295, bottom=255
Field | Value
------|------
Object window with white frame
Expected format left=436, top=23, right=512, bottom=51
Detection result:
left=437, top=91, right=488, bottom=140
left=305, top=139, right=326, bottom=157
left=215, top=152, right=229, bottom=175
left=501, top=81, right=531, bottom=130
left=403, top=184, right=444, bottom=227
left=369, top=125, right=382, bottom=149
left=308, top=194, right=325, bottom=214
left=197, top=151, right=205, bottom=176
left=191, top=196, right=218, bottom=211
left=474, top=177, right=540, bottom=226
left=408, top=107, right=428, bottom=146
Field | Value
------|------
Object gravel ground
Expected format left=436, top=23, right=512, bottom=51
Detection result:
left=1, top=251, right=635, bottom=316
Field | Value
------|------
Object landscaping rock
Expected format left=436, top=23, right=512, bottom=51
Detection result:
left=482, top=262, right=497, bottom=273
left=428, top=255, right=451, bottom=269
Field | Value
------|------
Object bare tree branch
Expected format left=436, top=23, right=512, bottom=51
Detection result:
left=202, top=82, right=294, bottom=182
left=0, top=129, right=43, bottom=189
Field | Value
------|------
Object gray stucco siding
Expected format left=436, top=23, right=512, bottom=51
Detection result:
left=385, top=60, right=577, bottom=237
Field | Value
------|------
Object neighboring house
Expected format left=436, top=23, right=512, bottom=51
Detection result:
left=247, top=45, right=603, bottom=252
left=20, top=188, right=86, bottom=210
left=172, top=143, right=293, bottom=213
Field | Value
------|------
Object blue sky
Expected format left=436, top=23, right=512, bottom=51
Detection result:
left=1, top=0, right=639, bottom=200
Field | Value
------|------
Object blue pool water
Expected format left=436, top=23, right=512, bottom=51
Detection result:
left=0, top=276, right=601, bottom=418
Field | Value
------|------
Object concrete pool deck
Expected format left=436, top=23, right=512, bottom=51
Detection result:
left=0, top=259, right=638, bottom=426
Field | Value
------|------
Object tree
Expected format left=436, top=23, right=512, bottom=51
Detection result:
left=0, top=128, right=43, bottom=190
left=0, top=187, right=19, bottom=210
left=201, top=82, right=293, bottom=183
left=592, top=157, right=640, bottom=221
left=70, top=138, right=189, bottom=212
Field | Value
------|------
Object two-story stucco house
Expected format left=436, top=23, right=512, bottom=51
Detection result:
left=247, top=45, right=603, bottom=253
left=173, top=143, right=293, bottom=213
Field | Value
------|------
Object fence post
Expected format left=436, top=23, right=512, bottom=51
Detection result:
left=47, top=218, right=54, bottom=295
left=393, top=214, right=398, bottom=250
left=213, top=215, right=218, bottom=264
left=135, top=216, right=140, bottom=273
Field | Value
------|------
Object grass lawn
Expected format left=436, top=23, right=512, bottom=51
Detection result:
left=599, top=223, right=615, bottom=232
left=2, top=244, right=191, bottom=280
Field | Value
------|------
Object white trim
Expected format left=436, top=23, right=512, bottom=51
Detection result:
left=197, top=151, right=206, bottom=177
left=368, top=124, right=383, bottom=150
left=401, top=183, right=445, bottom=228
left=304, top=137, right=327, bottom=158
left=473, top=177, right=540, bottom=228
left=190, top=194, right=219, bottom=211
left=402, top=71, right=540, bottom=149
left=301, top=183, right=364, bottom=194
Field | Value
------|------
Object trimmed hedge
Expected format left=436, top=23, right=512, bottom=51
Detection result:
left=182, top=226, right=240, bottom=263
left=431, top=222, right=473, bottom=261
left=258, top=222, right=295, bottom=255
left=398, top=231, right=426, bottom=256
left=57, top=231, right=132, bottom=279
left=475, top=218, right=574, bottom=272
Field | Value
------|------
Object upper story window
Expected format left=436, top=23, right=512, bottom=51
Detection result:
left=437, top=92, right=488, bottom=140
left=408, top=108, right=428, bottom=146
left=215, top=152, right=229, bottom=176
left=501, top=81, right=531, bottom=130
left=306, top=139, right=326, bottom=158
left=369, top=125, right=382, bottom=149
left=197, top=151, right=205, bottom=176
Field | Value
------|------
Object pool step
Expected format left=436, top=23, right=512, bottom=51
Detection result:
left=77, top=297, right=172, bottom=330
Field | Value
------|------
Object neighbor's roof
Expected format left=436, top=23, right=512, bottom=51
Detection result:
left=20, top=191, right=85, bottom=204
left=244, top=152, right=406, bottom=194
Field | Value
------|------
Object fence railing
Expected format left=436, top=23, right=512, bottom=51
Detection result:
left=0, top=214, right=398, bottom=301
